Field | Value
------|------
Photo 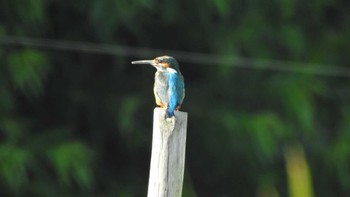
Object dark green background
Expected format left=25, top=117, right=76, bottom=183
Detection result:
left=0, top=0, right=350, bottom=196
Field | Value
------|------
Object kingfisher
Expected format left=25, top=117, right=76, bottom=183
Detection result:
left=132, top=56, right=185, bottom=118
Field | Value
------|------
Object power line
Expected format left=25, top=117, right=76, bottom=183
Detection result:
left=1, top=35, right=350, bottom=77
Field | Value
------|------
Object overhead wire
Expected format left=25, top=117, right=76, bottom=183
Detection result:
left=1, top=35, right=350, bottom=77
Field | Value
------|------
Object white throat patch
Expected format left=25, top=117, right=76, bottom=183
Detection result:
left=167, top=68, right=177, bottom=73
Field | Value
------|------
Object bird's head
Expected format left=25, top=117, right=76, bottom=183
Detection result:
left=132, top=56, right=180, bottom=74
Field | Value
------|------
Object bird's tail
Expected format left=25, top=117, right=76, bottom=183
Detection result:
left=166, top=108, right=175, bottom=118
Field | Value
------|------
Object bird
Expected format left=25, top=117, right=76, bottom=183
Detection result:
left=132, top=56, right=185, bottom=118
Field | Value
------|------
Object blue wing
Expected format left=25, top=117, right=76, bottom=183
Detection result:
left=166, top=73, right=185, bottom=117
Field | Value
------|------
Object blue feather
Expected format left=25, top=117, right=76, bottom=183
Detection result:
left=166, top=73, right=178, bottom=117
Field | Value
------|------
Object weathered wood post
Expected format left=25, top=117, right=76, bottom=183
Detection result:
left=147, top=107, right=188, bottom=197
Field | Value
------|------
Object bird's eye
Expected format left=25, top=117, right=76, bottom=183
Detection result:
left=155, top=58, right=165, bottom=64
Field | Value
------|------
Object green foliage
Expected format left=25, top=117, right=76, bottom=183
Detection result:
left=282, top=25, right=305, bottom=57
left=250, top=113, right=287, bottom=158
left=0, top=145, right=31, bottom=190
left=6, top=50, right=50, bottom=95
left=278, top=76, right=316, bottom=132
left=48, top=142, right=93, bottom=189
left=0, top=0, right=349, bottom=196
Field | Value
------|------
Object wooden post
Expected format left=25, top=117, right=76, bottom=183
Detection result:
left=147, top=107, right=188, bottom=197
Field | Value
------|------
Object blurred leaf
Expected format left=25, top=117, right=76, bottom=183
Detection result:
left=282, top=26, right=305, bottom=57
left=327, top=107, right=350, bottom=188
left=0, top=145, right=31, bottom=190
left=47, top=141, right=93, bottom=189
left=285, top=145, right=314, bottom=197
left=257, top=182, right=279, bottom=197
left=6, top=50, right=50, bottom=96
left=328, top=138, right=350, bottom=188
left=6, top=0, right=45, bottom=27
left=223, top=112, right=289, bottom=158
left=250, top=113, right=286, bottom=158
left=222, top=113, right=240, bottom=131
left=276, top=76, right=316, bottom=133
left=26, top=0, right=46, bottom=23
left=212, top=0, right=230, bottom=17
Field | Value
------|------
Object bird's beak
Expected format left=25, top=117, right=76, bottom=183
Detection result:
left=131, top=60, right=159, bottom=68
left=131, top=60, right=154, bottom=65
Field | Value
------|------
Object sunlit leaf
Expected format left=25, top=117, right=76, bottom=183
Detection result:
left=285, top=145, right=314, bottom=197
